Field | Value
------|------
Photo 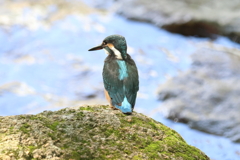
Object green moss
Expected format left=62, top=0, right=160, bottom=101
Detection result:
left=68, top=151, right=81, bottom=159
left=19, top=123, right=31, bottom=134
left=132, top=155, right=142, bottom=159
left=79, top=106, right=95, bottom=112
left=9, top=126, right=14, bottom=130
left=0, top=105, right=209, bottom=160
left=149, top=121, right=158, bottom=130
left=76, top=111, right=84, bottom=118
left=29, top=115, right=39, bottom=120
left=47, top=132, right=57, bottom=140
left=99, top=105, right=108, bottom=109
left=144, top=141, right=162, bottom=153
left=27, top=145, right=38, bottom=153
left=46, top=121, right=59, bottom=131
left=8, top=126, right=15, bottom=134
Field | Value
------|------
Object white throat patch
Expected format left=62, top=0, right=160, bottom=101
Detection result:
left=103, top=48, right=110, bottom=55
left=109, top=46, right=122, bottom=59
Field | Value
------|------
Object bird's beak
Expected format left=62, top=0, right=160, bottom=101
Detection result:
left=88, top=45, right=103, bottom=51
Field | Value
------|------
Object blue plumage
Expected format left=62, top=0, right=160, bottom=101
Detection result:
left=117, top=60, right=128, bottom=80
left=115, top=96, right=132, bottom=113
left=88, top=35, right=139, bottom=114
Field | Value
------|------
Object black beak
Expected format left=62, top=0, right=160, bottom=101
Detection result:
left=88, top=45, right=103, bottom=51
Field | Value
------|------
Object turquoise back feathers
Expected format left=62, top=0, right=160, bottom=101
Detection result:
left=117, top=60, right=128, bottom=80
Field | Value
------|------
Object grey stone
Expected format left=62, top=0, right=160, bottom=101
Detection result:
left=115, top=0, right=240, bottom=41
left=157, top=48, right=240, bottom=142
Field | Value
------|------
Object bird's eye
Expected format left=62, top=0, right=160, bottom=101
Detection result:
left=103, top=41, right=107, bottom=45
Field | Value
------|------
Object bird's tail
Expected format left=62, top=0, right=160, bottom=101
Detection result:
left=115, top=96, right=132, bottom=114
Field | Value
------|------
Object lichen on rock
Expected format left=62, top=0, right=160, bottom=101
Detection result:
left=0, top=105, right=209, bottom=159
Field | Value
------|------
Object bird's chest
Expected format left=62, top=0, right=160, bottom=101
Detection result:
left=116, top=60, right=128, bottom=80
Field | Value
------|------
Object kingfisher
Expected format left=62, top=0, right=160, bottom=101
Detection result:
left=88, top=35, right=139, bottom=114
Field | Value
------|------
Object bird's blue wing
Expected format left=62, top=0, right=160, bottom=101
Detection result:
left=123, top=56, right=139, bottom=108
left=103, top=54, right=139, bottom=109
left=103, top=57, right=125, bottom=106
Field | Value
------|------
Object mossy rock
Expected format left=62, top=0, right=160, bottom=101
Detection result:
left=0, top=105, right=209, bottom=160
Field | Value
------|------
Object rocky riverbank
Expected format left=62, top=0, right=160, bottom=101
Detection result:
left=157, top=45, right=240, bottom=143
left=114, top=0, right=240, bottom=42
left=0, top=105, right=209, bottom=159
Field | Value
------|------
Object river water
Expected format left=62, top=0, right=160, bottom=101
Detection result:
left=0, top=9, right=240, bottom=160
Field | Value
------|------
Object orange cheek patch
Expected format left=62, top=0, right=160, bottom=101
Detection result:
left=107, top=43, right=114, bottom=49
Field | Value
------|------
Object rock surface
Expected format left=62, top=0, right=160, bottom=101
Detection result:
left=157, top=47, right=240, bottom=142
left=0, top=105, right=209, bottom=159
left=115, top=0, right=240, bottom=42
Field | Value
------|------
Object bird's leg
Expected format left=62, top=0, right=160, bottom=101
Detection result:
left=111, top=106, right=119, bottom=110
left=111, top=103, right=122, bottom=110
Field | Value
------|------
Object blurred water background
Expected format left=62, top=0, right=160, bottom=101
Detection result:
left=0, top=0, right=240, bottom=159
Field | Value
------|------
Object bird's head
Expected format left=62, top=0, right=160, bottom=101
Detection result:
left=88, top=35, right=127, bottom=59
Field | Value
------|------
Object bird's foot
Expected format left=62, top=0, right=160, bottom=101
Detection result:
left=110, top=106, right=119, bottom=110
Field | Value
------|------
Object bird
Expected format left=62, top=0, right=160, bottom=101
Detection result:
left=88, top=35, right=139, bottom=114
